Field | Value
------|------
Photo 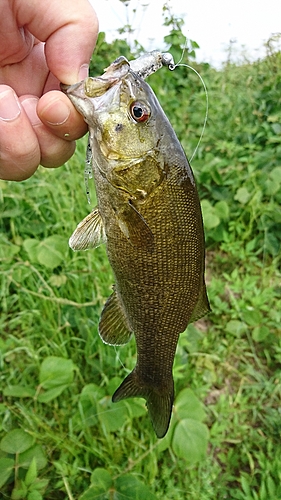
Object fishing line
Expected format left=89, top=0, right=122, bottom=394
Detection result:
left=114, top=345, right=127, bottom=371
left=170, top=56, right=209, bottom=163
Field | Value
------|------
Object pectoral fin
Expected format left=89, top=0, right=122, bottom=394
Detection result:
left=99, top=288, right=133, bottom=345
left=69, top=208, right=106, bottom=251
left=118, top=201, right=154, bottom=250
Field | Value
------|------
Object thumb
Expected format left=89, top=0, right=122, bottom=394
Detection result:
left=15, top=0, right=99, bottom=84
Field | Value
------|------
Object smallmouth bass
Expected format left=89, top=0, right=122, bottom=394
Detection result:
left=61, top=52, right=210, bottom=438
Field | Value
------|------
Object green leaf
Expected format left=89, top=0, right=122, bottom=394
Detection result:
left=115, top=474, right=157, bottom=500
left=260, top=480, right=267, bottom=500
left=271, top=122, right=281, bottom=134
left=12, top=481, right=28, bottom=500
left=210, top=166, right=223, bottom=185
left=264, top=232, right=280, bottom=257
left=79, top=384, right=105, bottom=428
left=90, top=468, right=112, bottom=490
left=81, top=470, right=157, bottom=499
left=98, top=398, right=128, bottom=433
left=214, top=200, right=229, bottom=220
left=27, top=492, right=43, bottom=500
left=23, top=238, right=40, bottom=263
left=3, top=385, right=36, bottom=398
left=0, top=208, right=22, bottom=219
left=81, top=384, right=105, bottom=401
left=242, top=309, right=262, bottom=326
left=245, top=238, right=258, bottom=253
left=174, top=388, right=206, bottom=421
left=124, top=399, right=147, bottom=418
left=38, top=356, right=75, bottom=402
left=241, top=475, right=251, bottom=496
left=0, top=458, right=14, bottom=489
left=0, top=403, right=7, bottom=414
left=172, top=418, right=209, bottom=463
left=185, top=324, right=204, bottom=354
left=200, top=199, right=212, bottom=213
left=79, top=469, right=111, bottom=500
left=11, top=483, right=27, bottom=500
left=79, top=489, right=107, bottom=500
left=39, top=356, right=74, bottom=389
left=265, top=179, right=280, bottom=195
left=252, top=325, right=270, bottom=342
left=234, top=187, right=251, bottom=204
left=36, top=235, right=67, bottom=269
left=37, top=385, right=70, bottom=403
left=0, top=241, right=20, bottom=260
left=191, top=39, right=200, bottom=49
left=0, top=429, right=34, bottom=454
left=266, top=162, right=281, bottom=189
left=269, top=166, right=281, bottom=183
left=266, top=474, right=276, bottom=497
left=19, top=444, right=47, bottom=470
left=156, top=430, right=172, bottom=453
left=25, top=457, right=37, bottom=487
left=267, top=114, right=279, bottom=122
left=28, top=479, right=49, bottom=491
left=201, top=200, right=220, bottom=229
left=226, top=320, right=247, bottom=337
left=203, top=212, right=220, bottom=229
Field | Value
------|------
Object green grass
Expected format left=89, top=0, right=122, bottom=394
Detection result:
left=1, top=39, right=281, bottom=499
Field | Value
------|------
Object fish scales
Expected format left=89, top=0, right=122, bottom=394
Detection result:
left=61, top=52, right=210, bottom=438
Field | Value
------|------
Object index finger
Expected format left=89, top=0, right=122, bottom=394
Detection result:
left=15, top=0, right=99, bottom=84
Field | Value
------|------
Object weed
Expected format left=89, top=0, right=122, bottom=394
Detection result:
left=0, top=30, right=280, bottom=500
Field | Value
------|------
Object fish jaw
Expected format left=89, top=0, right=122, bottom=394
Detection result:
left=60, top=80, right=95, bottom=122
left=61, top=77, right=128, bottom=136
left=60, top=56, right=131, bottom=119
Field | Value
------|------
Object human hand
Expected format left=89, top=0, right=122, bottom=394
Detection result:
left=0, top=0, right=98, bottom=181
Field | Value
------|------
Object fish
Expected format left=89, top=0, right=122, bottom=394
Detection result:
left=61, top=52, right=210, bottom=438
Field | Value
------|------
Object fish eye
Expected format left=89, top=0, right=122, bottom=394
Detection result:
left=129, top=101, right=150, bottom=122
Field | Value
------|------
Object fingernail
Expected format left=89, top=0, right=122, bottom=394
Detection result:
left=0, top=88, right=21, bottom=121
left=79, top=64, right=89, bottom=80
left=21, top=97, right=40, bottom=126
left=42, top=98, right=71, bottom=126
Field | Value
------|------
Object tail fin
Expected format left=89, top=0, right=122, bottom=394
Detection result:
left=112, top=370, right=174, bottom=438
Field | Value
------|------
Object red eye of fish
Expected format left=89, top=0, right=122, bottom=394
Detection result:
left=130, top=101, right=150, bottom=122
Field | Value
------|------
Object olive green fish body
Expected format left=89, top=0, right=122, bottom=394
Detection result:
left=62, top=56, right=210, bottom=438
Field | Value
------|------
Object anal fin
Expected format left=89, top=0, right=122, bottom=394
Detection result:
left=99, top=289, right=133, bottom=345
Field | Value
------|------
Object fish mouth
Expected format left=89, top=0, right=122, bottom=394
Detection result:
left=60, top=80, right=93, bottom=119
left=60, top=57, right=135, bottom=115
left=60, top=77, right=125, bottom=121
left=60, top=81, right=86, bottom=98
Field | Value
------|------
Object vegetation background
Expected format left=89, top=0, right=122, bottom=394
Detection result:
left=0, top=4, right=280, bottom=500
